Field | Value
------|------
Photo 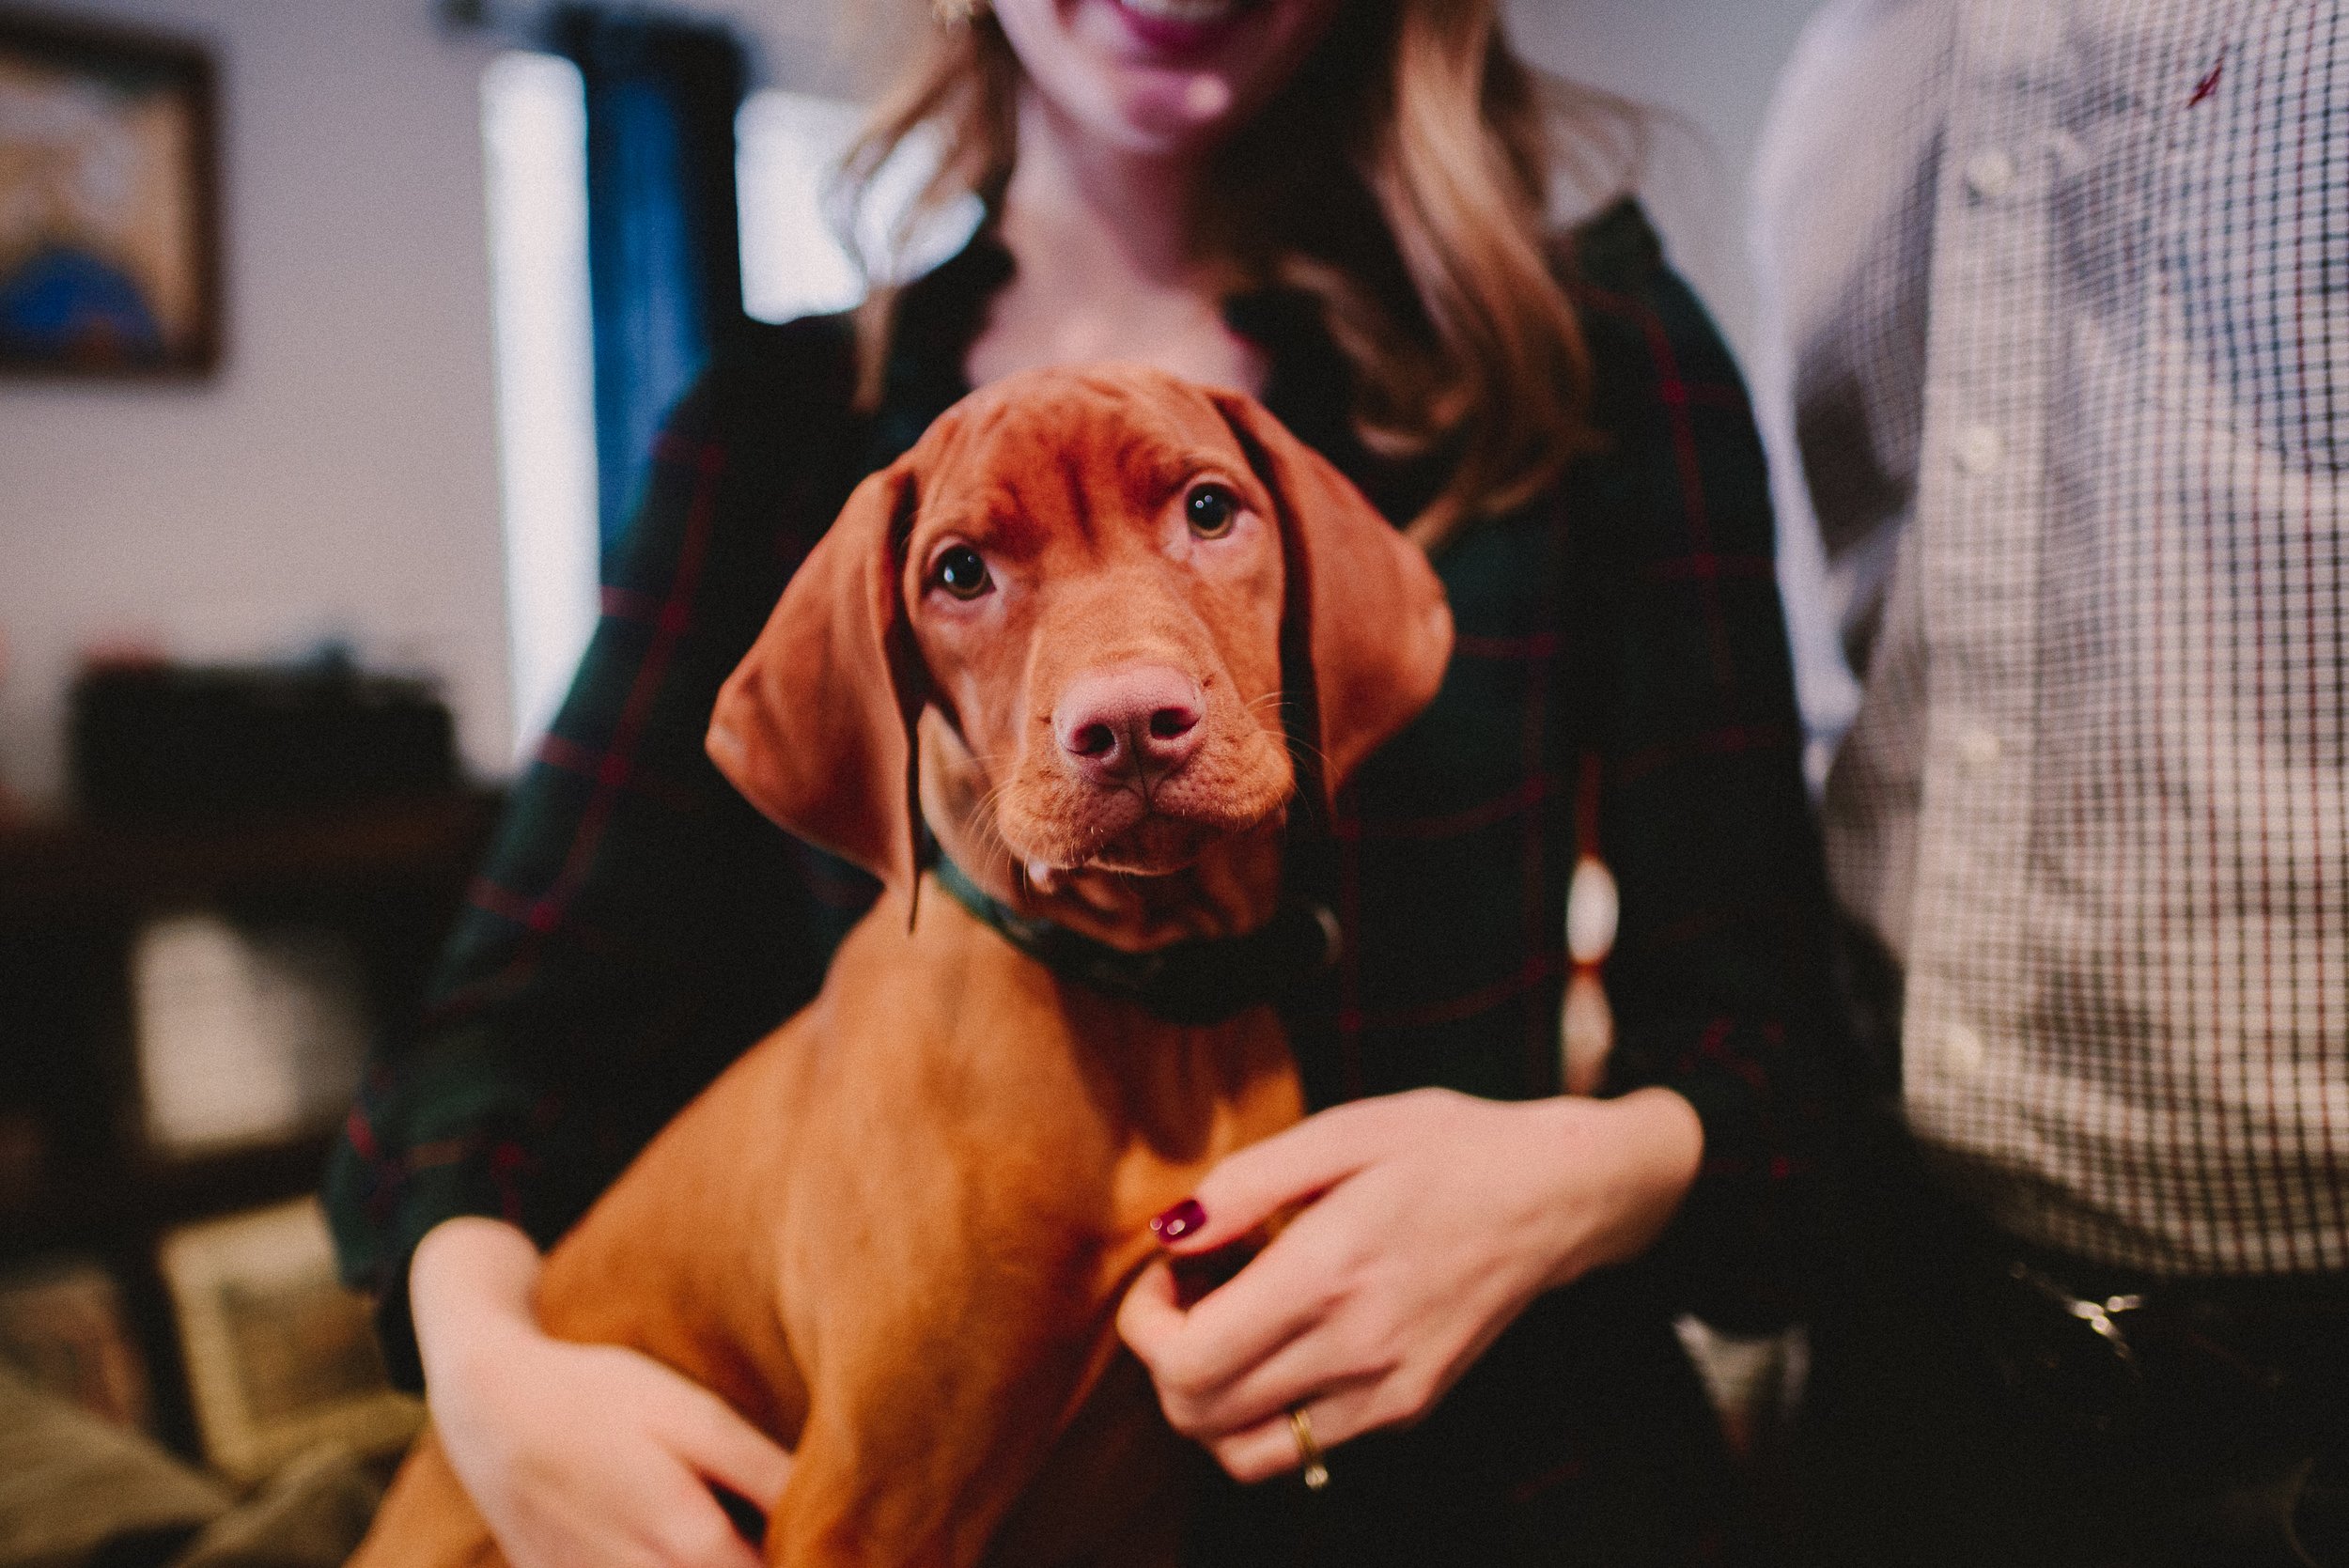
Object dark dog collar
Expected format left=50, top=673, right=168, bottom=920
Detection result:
left=932, top=854, right=1340, bottom=1027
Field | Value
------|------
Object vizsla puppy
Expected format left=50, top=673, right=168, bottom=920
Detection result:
left=350, top=365, right=1453, bottom=1567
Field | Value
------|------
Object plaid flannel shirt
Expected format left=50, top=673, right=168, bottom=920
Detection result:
left=326, top=203, right=1832, bottom=1491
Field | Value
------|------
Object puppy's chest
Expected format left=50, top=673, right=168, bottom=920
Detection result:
left=838, top=905, right=1300, bottom=1172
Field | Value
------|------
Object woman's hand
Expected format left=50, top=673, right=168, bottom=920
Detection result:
left=1115, top=1086, right=1702, bottom=1483
left=411, top=1218, right=791, bottom=1568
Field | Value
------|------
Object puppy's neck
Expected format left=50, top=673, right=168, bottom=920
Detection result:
left=916, top=712, right=1285, bottom=955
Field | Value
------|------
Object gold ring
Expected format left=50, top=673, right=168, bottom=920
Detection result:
left=1288, top=1405, right=1330, bottom=1491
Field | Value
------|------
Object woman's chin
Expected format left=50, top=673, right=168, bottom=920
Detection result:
left=1101, top=75, right=1242, bottom=153
left=1067, top=44, right=1250, bottom=149
left=1024, top=0, right=1313, bottom=156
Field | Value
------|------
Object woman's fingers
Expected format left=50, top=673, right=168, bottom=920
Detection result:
left=1127, top=1235, right=1327, bottom=1418
left=1203, top=1374, right=1391, bottom=1485
left=411, top=1230, right=793, bottom=1568
left=1123, top=1187, right=1398, bottom=1437
left=644, top=1480, right=770, bottom=1568
left=618, top=1401, right=775, bottom=1568
left=1116, top=1254, right=1185, bottom=1358
left=661, top=1379, right=794, bottom=1516
left=1127, top=1099, right=1437, bottom=1422
left=1124, top=1257, right=1369, bottom=1478
left=1153, top=1094, right=1436, bottom=1256
left=1121, top=1253, right=1317, bottom=1423
left=1159, top=1267, right=1391, bottom=1437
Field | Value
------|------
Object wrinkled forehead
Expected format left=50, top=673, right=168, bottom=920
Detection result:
left=905, top=368, right=1259, bottom=549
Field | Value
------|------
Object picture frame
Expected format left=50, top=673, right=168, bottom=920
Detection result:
left=0, top=9, right=221, bottom=376
left=157, top=1198, right=421, bottom=1483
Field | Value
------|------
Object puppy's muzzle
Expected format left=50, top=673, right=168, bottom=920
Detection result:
left=1053, top=663, right=1206, bottom=793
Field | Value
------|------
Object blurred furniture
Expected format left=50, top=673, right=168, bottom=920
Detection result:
left=70, top=662, right=457, bottom=819
left=0, top=790, right=496, bottom=1459
left=0, top=1360, right=388, bottom=1568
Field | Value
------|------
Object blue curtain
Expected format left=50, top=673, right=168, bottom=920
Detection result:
left=551, top=8, right=747, bottom=558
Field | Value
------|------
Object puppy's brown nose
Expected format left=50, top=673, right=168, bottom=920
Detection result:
left=1055, top=665, right=1204, bottom=787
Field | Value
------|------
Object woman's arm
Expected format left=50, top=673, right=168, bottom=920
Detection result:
left=322, top=322, right=873, bottom=1387
left=408, top=1219, right=788, bottom=1568
left=1562, top=215, right=1837, bottom=1333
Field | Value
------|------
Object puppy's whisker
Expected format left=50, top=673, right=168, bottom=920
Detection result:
left=975, top=781, right=1019, bottom=828
left=965, top=791, right=1030, bottom=887
left=1245, top=693, right=1294, bottom=722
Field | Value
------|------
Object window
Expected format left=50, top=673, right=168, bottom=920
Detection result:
left=482, top=66, right=975, bottom=767
left=738, top=86, right=976, bottom=324
left=481, top=50, right=598, bottom=765
left=736, top=89, right=863, bottom=323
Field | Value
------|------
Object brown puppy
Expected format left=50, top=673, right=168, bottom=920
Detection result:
left=350, top=365, right=1452, bottom=1567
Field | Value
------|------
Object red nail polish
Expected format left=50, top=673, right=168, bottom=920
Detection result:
left=1151, top=1198, right=1206, bottom=1242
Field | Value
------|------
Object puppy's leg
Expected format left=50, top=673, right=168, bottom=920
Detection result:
left=762, top=1244, right=1123, bottom=1567
left=983, top=1350, right=1188, bottom=1568
left=347, top=1423, right=507, bottom=1568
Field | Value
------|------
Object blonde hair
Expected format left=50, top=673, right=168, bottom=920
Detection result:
left=839, top=1, right=1639, bottom=551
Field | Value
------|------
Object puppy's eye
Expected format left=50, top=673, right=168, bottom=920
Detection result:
left=933, top=545, right=992, bottom=599
left=1186, top=483, right=1239, bottom=539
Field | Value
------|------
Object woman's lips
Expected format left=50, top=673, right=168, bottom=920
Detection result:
left=1102, top=0, right=1255, bottom=56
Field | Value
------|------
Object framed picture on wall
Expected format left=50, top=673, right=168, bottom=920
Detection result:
left=0, top=10, right=221, bottom=375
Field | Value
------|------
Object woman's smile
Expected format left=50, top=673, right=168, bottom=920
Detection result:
left=1100, top=0, right=1260, bottom=57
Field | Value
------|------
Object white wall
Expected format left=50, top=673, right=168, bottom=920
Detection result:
left=0, top=0, right=1830, bottom=811
left=0, top=1, right=510, bottom=807
left=1505, top=0, right=1828, bottom=393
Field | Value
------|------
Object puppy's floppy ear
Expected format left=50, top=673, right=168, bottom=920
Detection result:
left=1208, top=389, right=1454, bottom=800
left=707, top=463, right=924, bottom=893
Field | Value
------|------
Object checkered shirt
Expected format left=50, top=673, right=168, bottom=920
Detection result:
left=326, top=200, right=1835, bottom=1413
left=1756, top=0, right=2348, bottom=1275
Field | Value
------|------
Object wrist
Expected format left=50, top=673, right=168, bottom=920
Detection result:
left=1527, top=1088, right=1704, bottom=1290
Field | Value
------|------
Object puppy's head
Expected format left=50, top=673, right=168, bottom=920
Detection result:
left=708, top=365, right=1451, bottom=932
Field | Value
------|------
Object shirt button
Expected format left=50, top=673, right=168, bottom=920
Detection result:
left=1966, top=147, right=2017, bottom=200
left=1959, top=725, right=2003, bottom=770
left=1955, top=423, right=2004, bottom=475
left=1943, top=1022, right=1986, bottom=1075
